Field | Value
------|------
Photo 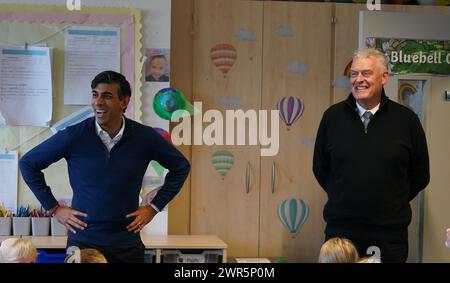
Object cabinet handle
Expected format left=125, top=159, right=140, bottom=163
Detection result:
left=245, top=162, right=251, bottom=194
left=271, top=161, right=276, bottom=194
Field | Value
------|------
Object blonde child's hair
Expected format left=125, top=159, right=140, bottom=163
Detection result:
left=358, top=257, right=382, bottom=263
left=318, top=237, right=359, bottom=263
left=80, top=248, right=107, bottom=263
left=65, top=248, right=108, bottom=263
left=0, top=238, right=37, bottom=263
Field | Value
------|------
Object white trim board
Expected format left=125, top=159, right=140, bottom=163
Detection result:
left=359, top=11, right=450, bottom=48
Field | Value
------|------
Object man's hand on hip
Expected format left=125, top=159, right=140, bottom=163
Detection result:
left=54, top=205, right=88, bottom=234
left=126, top=205, right=157, bottom=233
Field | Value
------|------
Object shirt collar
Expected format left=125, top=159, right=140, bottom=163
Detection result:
left=356, top=101, right=380, bottom=117
left=95, top=116, right=125, bottom=139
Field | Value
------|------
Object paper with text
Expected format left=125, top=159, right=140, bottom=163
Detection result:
left=0, top=46, right=52, bottom=126
left=64, top=26, right=120, bottom=105
left=0, top=151, right=18, bottom=212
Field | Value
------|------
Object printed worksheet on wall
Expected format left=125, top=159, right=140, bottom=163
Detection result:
left=63, top=26, right=120, bottom=105
left=0, top=46, right=53, bottom=126
left=0, top=150, right=18, bottom=212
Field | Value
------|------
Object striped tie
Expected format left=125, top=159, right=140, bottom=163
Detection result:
left=362, top=111, right=373, bottom=132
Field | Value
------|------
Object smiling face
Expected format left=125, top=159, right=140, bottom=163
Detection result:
left=91, top=83, right=129, bottom=135
left=350, top=56, right=388, bottom=109
left=150, top=57, right=167, bottom=80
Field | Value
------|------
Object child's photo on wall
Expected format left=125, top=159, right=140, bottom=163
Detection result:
left=145, top=48, right=170, bottom=82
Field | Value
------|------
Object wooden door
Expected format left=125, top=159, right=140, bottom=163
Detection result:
left=259, top=2, right=332, bottom=262
left=190, top=0, right=263, bottom=257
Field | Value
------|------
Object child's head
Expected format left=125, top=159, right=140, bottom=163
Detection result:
left=64, top=248, right=107, bottom=263
left=80, top=248, right=107, bottom=263
left=357, top=257, right=381, bottom=263
left=318, top=237, right=359, bottom=263
left=149, top=55, right=167, bottom=80
left=0, top=238, right=37, bottom=263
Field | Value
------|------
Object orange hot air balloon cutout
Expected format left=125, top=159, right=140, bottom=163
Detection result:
left=210, top=43, right=237, bottom=78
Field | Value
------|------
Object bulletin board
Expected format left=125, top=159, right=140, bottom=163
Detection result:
left=0, top=4, right=143, bottom=207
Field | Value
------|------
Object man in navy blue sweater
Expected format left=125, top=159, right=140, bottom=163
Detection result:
left=20, top=71, right=190, bottom=263
left=313, top=49, right=429, bottom=263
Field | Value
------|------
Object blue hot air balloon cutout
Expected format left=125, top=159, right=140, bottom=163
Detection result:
left=277, top=96, right=304, bottom=128
left=277, top=198, right=309, bottom=236
left=211, top=150, right=234, bottom=178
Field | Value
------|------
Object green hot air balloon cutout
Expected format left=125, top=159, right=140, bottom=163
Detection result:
left=211, top=150, right=234, bottom=178
left=278, top=198, right=309, bottom=238
left=153, top=88, right=198, bottom=121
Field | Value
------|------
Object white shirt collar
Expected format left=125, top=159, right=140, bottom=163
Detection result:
left=95, top=116, right=125, bottom=140
left=356, top=101, right=380, bottom=117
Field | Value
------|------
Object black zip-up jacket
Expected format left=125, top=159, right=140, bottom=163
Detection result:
left=313, top=91, right=429, bottom=240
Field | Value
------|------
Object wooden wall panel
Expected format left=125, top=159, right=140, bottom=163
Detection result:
left=168, top=0, right=194, bottom=235
left=260, top=2, right=332, bottom=262
left=190, top=0, right=264, bottom=257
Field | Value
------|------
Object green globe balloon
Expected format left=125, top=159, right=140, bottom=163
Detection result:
left=153, top=88, right=187, bottom=120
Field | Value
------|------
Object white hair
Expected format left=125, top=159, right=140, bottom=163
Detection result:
left=353, top=48, right=388, bottom=73
left=0, top=238, right=37, bottom=263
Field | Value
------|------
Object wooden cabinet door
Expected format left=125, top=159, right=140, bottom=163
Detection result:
left=190, top=0, right=263, bottom=257
left=259, top=2, right=332, bottom=262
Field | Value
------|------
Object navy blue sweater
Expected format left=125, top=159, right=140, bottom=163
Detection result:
left=20, top=117, right=190, bottom=246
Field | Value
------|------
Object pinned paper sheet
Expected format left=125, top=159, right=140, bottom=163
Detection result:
left=0, top=150, right=18, bottom=212
left=0, top=111, right=5, bottom=125
left=64, top=26, right=120, bottom=105
left=51, top=106, right=93, bottom=134
left=0, top=46, right=52, bottom=126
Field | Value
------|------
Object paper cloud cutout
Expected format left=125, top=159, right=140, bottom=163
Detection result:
left=288, top=59, right=308, bottom=75
left=235, top=28, right=256, bottom=41
left=218, top=96, right=243, bottom=109
left=301, top=138, right=315, bottom=149
left=333, top=75, right=351, bottom=89
left=276, top=25, right=294, bottom=37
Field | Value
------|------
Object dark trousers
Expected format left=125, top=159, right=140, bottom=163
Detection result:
left=325, top=233, right=408, bottom=263
left=67, top=239, right=146, bottom=263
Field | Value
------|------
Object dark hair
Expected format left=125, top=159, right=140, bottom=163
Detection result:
left=91, top=70, right=132, bottom=100
left=149, top=54, right=167, bottom=64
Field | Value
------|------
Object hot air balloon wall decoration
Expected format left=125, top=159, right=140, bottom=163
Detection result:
left=210, top=43, right=237, bottom=78
left=277, top=96, right=304, bottom=130
left=277, top=198, right=309, bottom=238
left=211, top=150, right=235, bottom=180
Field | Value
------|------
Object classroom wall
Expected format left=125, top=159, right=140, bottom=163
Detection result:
left=2, top=0, right=450, bottom=261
